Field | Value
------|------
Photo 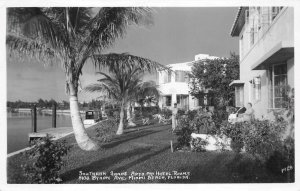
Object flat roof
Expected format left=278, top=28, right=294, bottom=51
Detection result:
left=229, top=80, right=245, bottom=86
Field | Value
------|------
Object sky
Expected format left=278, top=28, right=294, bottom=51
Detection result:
left=7, top=7, right=239, bottom=102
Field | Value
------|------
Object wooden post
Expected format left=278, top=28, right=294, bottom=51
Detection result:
left=31, top=105, right=37, bottom=133
left=52, top=104, right=56, bottom=128
left=170, top=140, right=173, bottom=152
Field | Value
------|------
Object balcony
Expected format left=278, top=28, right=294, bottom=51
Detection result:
left=241, top=7, right=294, bottom=70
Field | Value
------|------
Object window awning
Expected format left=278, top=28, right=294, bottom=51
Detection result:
left=251, top=41, right=294, bottom=70
left=229, top=80, right=245, bottom=87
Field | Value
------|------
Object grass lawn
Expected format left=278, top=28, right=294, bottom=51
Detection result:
left=7, top=121, right=291, bottom=183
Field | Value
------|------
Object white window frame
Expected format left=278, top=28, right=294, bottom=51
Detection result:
left=235, top=85, right=244, bottom=107
left=270, top=63, right=288, bottom=109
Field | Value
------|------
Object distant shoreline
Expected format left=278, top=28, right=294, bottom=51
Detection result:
left=7, top=108, right=85, bottom=114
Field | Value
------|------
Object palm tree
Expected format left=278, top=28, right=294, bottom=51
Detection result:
left=134, top=81, right=160, bottom=106
left=6, top=7, right=156, bottom=151
left=130, top=80, right=160, bottom=124
left=85, top=53, right=165, bottom=135
left=126, top=80, right=160, bottom=127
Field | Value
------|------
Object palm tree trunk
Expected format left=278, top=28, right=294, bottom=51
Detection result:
left=127, top=103, right=136, bottom=127
left=69, top=83, right=99, bottom=151
left=117, top=101, right=125, bottom=135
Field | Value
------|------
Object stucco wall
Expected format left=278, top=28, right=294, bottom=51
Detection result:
left=237, top=7, right=294, bottom=119
left=158, top=62, right=194, bottom=109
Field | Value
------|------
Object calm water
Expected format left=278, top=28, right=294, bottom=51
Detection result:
left=7, top=112, right=76, bottom=154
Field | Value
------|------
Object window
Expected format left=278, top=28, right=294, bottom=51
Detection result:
left=268, top=64, right=288, bottom=108
left=235, top=86, right=244, bottom=107
left=274, top=64, right=288, bottom=108
left=177, top=95, right=189, bottom=110
left=175, top=71, right=188, bottom=82
left=163, top=71, right=172, bottom=83
left=176, top=95, right=180, bottom=104
left=164, top=96, right=171, bottom=106
left=253, top=77, right=261, bottom=102
left=257, top=7, right=262, bottom=30
left=272, top=7, right=281, bottom=21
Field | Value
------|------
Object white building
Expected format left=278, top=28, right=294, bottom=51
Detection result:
left=158, top=54, right=218, bottom=110
left=230, top=7, right=294, bottom=118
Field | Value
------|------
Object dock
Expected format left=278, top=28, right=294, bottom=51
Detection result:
left=28, top=126, right=73, bottom=142
left=28, top=124, right=95, bottom=142
left=8, top=123, right=98, bottom=158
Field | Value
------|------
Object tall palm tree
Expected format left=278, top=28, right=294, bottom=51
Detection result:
left=85, top=53, right=165, bottom=135
left=6, top=7, right=158, bottom=151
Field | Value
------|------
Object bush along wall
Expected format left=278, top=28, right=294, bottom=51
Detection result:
left=219, top=88, right=294, bottom=182
left=220, top=118, right=294, bottom=182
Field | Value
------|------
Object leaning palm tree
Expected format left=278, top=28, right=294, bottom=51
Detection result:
left=85, top=53, right=165, bottom=135
left=6, top=7, right=159, bottom=151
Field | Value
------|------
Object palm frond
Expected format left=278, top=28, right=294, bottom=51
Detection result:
left=93, top=53, right=170, bottom=74
left=134, top=80, right=161, bottom=101
left=6, top=33, right=61, bottom=64
left=7, top=8, right=68, bottom=51
left=84, top=83, right=119, bottom=100
left=86, top=7, right=153, bottom=52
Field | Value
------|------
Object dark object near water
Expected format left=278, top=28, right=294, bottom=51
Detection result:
left=31, top=105, right=37, bottom=133
left=52, top=104, right=56, bottom=128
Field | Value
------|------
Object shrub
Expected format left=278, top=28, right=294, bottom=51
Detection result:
left=190, top=110, right=216, bottom=134
left=134, top=109, right=142, bottom=118
left=190, top=137, right=208, bottom=152
left=105, top=107, right=121, bottom=118
left=160, top=108, right=172, bottom=119
left=113, top=110, right=121, bottom=119
left=134, top=106, right=160, bottom=119
left=220, top=118, right=294, bottom=180
left=242, top=120, right=286, bottom=159
left=212, top=107, right=228, bottom=129
left=22, top=136, right=71, bottom=183
left=220, top=122, right=244, bottom=153
left=187, top=110, right=197, bottom=121
left=95, top=118, right=119, bottom=142
left=265, top=137, right=294, bottom=181
left=176, top=110, right=216, bottom=148
left=177, top=116, right=193, bottom=147
left=177, top=109, right=186, bottom=117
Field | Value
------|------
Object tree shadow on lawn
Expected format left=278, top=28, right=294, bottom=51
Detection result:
left=224, top=153, right=291, bottom=183
left=179, top=151, right=236, bottom=183
left=61, top=146, right=170, bottom=183
left=101, top=128, right=167, bottom=149
left=61, top=147, right=153, bottom=183
left=110, top=146, right=170, bottom=174
left=185, top=152, right=286, bottom=183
